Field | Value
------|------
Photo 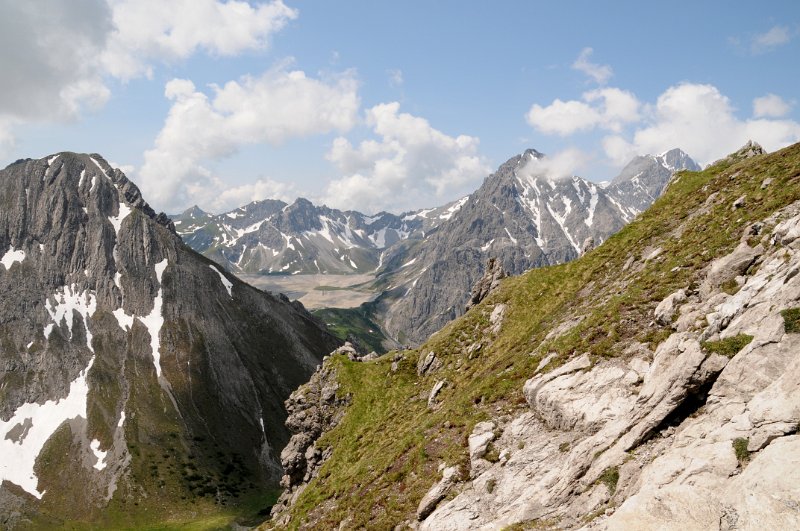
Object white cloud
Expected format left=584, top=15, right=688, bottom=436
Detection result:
left=321, top=102, right=491, bottom=213
left=0, top=0, right=297, bottom=152
left=528, top=82, right=800, bottom=169
left=0, top=119, right=16, bottom=159
left=751, top=25, right=792, bottom=54
left=387, top=69, right=404, bottom=87
left=0, top=0, right=112, bottom=125
left=518, top=147, right=593, bottom=181
left=526, top=87, right=640, bottom=136
left=139, top=66, right=360, bottom=212
left=190, top=176, right=296, bottom=213
left=572, top=47, right=613, bottom=85
left=601, top=83, right=800, bottom=166
left=101, top=0, right=297, bottom=79
left=753, top=93, right=791, bottom=118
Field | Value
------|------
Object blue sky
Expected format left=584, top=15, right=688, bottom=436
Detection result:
left=2, top=1, right=799, bottom=214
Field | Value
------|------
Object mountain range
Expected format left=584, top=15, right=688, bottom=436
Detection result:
left=173, top=148, right=700, bottom=346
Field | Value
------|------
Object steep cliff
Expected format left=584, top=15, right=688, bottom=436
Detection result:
left=0, top=153, right=339, bottom=528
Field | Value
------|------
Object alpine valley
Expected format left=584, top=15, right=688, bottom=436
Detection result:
left=173, top=148, right=700, bottom=347
left=3, top=141, right=800, bottom=531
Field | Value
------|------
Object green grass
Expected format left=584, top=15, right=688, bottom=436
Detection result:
left=273, top=143, right=800, bottom=528
left=599, top=467, right=620, bottom=495
left=781, top=308, right=800, bottom=333
left=312, top=307, right=391, bottom=353
left=701, top=334, right=754, bottom=358
left=732, top=437, right=750, bottom=464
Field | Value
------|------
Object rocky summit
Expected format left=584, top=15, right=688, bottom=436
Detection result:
left=370, top=148, right=699, bottom=346
left=265, top=142, right=800, bottom=530
left=0, top=153, right=339, bottom=528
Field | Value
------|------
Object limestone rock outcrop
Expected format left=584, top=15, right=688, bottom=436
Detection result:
left=420, top=199, right=800, bottom=530
left=271, top=357, right=351, bottom=524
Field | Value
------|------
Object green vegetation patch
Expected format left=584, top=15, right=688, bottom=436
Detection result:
left=732, top=437, right=750, bottom=464
left=701, top=334, right=754, bottom=358
left=312, top=307, right=391, bottom=353
left=781, top=307, right=800, bottom=333
left=599, top=466, right=620, bottom=495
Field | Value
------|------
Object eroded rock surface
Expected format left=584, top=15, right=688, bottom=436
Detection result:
left=420, top=200, right=800, bottom=530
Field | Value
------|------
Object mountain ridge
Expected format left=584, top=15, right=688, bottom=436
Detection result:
left=172, top=148, right=699, bottom=347
left=0, top=152, right=340, bottom=528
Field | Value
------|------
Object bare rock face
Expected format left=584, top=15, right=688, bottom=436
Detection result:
left=0, top=154, right=340, bottom=525
left=465, top=257, right=506, bottom=311
left=419, top=200, right=800, bottom=530
left=271, top=356, right=351, bottom=524
left=374, top=148, right=698, bottom=346
left=416, top=465, right=461, bottom=521
left=654, top=289, right=687, bottom=326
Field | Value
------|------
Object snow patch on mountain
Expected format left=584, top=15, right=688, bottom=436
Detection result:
left=1, top=247, right=26, bottom=269
left=0, top=355, right=96, bottom=498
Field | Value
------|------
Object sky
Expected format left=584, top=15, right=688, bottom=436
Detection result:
left=1, top=1, right=799, bottom=215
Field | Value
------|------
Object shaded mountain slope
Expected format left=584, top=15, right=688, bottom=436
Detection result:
left=0, top=153, right=339, bottom=528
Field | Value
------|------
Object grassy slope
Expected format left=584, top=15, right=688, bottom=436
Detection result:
left=311, top=307, right=391, bottom=354
left=274, top=143, right=800, bottom=529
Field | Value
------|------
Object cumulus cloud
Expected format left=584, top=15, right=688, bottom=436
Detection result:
left=139, top=66, right=359, bottom=212
left=190, top=176, right=296, bottom=213
left=0, top=0, right=112, bottom=127
left=0, top=0, right=297, bottom=152
left=602, top=83, right=800, bottom=166
left=321, top=102, right=491, bottom=213
left=526, top=88, right=640, bottom=136
left=101, top=0, right=296, bottom=79
left=528, top=82, right=800, bottom=168
left=517, top=147, right=593, bottom=181
left=572, top=47, right=613, bottom=85
left=753, top=93, right=791, bottom=118
left=750, top=25, right=792, bottom=54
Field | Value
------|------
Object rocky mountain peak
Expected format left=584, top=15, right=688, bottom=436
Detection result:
left=728, top=140, right=766, bottom=162
left=657, top=148, right=700, bottom=173
left=607, top=147, right=700, bottom=214
left=276, top=197, right=324, bottom=233
left=0, top=153, right=339, bottom=524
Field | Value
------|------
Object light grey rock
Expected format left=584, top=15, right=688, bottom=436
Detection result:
left=489, top=303, right=507, bottom=335
left=422, top=200, right=800, bottom=530
left=417, top=350, right=442, bottom=376
left=654, top=289, right=687, bottom=326
left=428, top=379, right=447, bottom=408
left=581, top=237, right=595, bottom=255
left=465, top=257, right=506, bottom=311
left=417, top=465, right=460, bottom=521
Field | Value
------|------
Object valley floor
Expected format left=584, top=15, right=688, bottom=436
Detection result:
left=239, top=273, right=378, bottom=310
